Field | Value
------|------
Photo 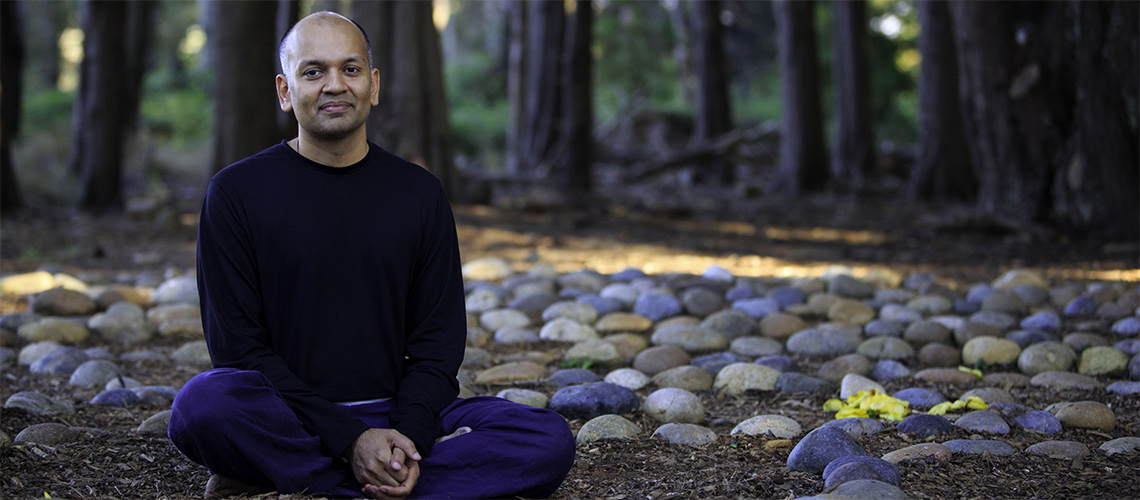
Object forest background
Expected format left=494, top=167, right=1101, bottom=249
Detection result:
left=0, top=0, right=1137, bottom=278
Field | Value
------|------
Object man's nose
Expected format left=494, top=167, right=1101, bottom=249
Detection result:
left=324, top=71, right=347, bottom=93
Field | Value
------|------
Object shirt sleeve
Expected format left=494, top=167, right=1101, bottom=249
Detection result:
left=388, top=184, right=467, bottom=456
left=196, top=180, right=369, bottom=458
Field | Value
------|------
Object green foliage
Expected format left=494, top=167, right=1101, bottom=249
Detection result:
left=21, top=88, right=74, bottom=135
left=559, top=358, right=594, bottom=370
left=445, top=52, right=509, bottom=164
left=593, top=0, right=685, bottom=122
left=140, top=69, right=212, bottom=149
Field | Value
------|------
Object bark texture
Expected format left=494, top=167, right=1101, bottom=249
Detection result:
left=1, top=0, right=25, bottom=212
left=770, top=0, right=828, bottom=194
left=76, top=0, right=129, bottom=210
left=830, top=0, right=874, bottom=186
left=692, top=0, right=733, bottom=184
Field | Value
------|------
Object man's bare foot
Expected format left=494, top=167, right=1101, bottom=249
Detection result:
left=203, top=474, right=262, bottom=500
left=435, top=426, right=472, bottom=444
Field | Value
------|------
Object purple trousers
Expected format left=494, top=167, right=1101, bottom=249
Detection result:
left=168, top=368, right=575, bottom=498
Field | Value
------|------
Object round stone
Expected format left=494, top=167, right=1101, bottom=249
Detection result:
left=462, top=347, right=492, bottom=369
left=954, top=321, right=1003, bottom=346
left=1107, top=381, right=1140, bottom=394
left=713, top=363, right=780, bottom=396
left=918, top=343, right=961, bottom=367
left=465, top=287, right=502, bottom=313
left=540, top=318, right=599, bottom=342
left=830, top=479, right=907, bottom=500
left=1018, top=341, right=1077, bottom=376
left=904, top=320, right=951, bottom=345
left=869, top=360, right=911, bottom=382
left=14, top=423, right=79, bottom=445
left=602, top=333, right=649, bottom=360
left=692, top=352, right=747, bottom=376
left=633, top=292, right=683, bottom=322
left=496, top=388, right=549, bottom=408
left=1078, top=346, right=1128, bottom=375
left=1030, top=371, right=1103, bottom=390
left=755, top=355, right=800, bottom=374
left=942, top=439, right=1016, bottom=456
left=1046, top=401, right=1115, bottom=431
left=961, top=387, right=1016, bottom=405
left=982, top=290, right=1027, bottom=315
left=652, top=365, right=713, bottom=392
left=821, top=417, right=885, bottom=437
left=462, top=257, right=513, bottom=281
left=680, top=288, right=724, bottom=318
left=509, top=293, right=558, bottom=315
left=549, top=382, right=640, bottom=420
left=594, top=312, right=652, bottom=333
left=152, top=277, right=199, bottom=304
left=68, top=360, right=123, bottom=388
left=892, top=388, right=947, bottom=410
left=822, top=456, right=899, bottom=485
left=1014, top=410, right=1063, bottom=434
left=652, top=423, right=717, bottom=447
left=906, top=295, right=953, bottom=316
left=4, top=392, right=75, bottom=415
left=817, top=354, right=872, bottom=384
left=701, top=309, right=757, bottom=339
left=475, top=361, right=546, bottom=384
left=970, top=310, right=1019, bottom=331
left=604, top=368, right=651, bottom=390
left=913, top=367, right=978, bottom=385
left=1006, top=329, right=1056, bottom=347
left=650, top=325, right=727, bottom=352
left=136, top=410, right=173, bottom=435
left=828, top=299, right=875, bottom=326
left=30, top=346, right=90, bottom=375
left=1064, top=296, right=1096, bottom=316
left=1099, top=437, right=1140, bottom=456
left=786, top=325, right=862, bottom=356
left=643, top=388, right=705, bottom=424
left=577, top=295, right=624, bottom=317
left=857, top=337, right=914, bottom=360
left=962, top=336, right=1021, bottom=366
left=576, top=414, right=641, bottom=445
left=542, top=301, right=598, bottom=324
left=30, top=287, right=97, bottom=316
left=558, top=271, right=607, bottom=293
left=730, top=336, right=783, bottom=358
left=766, top=286, right=806, bottom=308
left=731, top=298, right=781, bottom=319
left=479, top=309, right=530, bottom=331
left=91, top=388, right=141, bottom=407
left=171, top=340, right=211, bottom=367
left=786, top=426, right=868, bottom=473
left=881, top=442, right=952, bottom=464
left=600, top=283, right=640, bottom=306
left=18, top=341, right=63, bottom=366
left=565, top=340, right=623, bottom=366
left=953, top=410, right=1010, bottom=434
left=880, top=304, right=923, bottom=324
left=757, top=313, right=805, bottom=340
left=840, top=374, right=885, bottom=399
left=1021, top=311, right=1061, bottom=331
left=18, top=318, right=90, bottom=343
left=864, top=320, right=903, bottom=338
left=494, top=327, right=539, bottom=344
left=897, top=414, right=954, bottom=437
left=1025, top=440, right=1089, bottom=460
left=1110, top=317, right=1140, bottom=336
left=731, top=414, right=802, bottom=438
left=633, top=345, right=690, bottom=376
left=776, top=372, right=833, bottom=394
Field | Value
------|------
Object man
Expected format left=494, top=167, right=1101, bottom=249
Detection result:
left=168, top=12, right=575, bottom=500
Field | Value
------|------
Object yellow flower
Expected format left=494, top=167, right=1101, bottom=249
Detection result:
left=958, top=365, right=983, bottom=379
left=927, top=396, right=987, bottom=415
left=823, top=399, right=844, bottom=412
left=826, top=389, right=910, bottom=421
left=836, top=407, right=869, bottom=419
left=964, top=396, right=988, bottom=410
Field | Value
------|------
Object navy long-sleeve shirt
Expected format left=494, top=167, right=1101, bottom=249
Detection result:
left=196, top=141, right=466, bottom=458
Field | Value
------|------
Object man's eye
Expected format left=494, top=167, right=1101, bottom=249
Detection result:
left=304, top=69, right=321, bottom=78
left=345, top=67, right=359, bottom=74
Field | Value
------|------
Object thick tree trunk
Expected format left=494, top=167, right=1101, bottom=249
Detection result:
left=276, top=0, right=301, bottom=139
left=908, top=0, right=973, bottom=201
left=830, top=0, right=874, bottom=187
left=207, top=0, right=281, bottom=175
left=122, top=1, right=155, bottom=132
left=20, top=0, right=64, bottom=89
left=519, top=0, right=566, bottom=173
left=667, top=2, right=695, bottom=109
left=769, top=0, right=827, bottom=194
left=77, top=0, right=129, bottom=211
left=692, top=0, right=733, bottom=185
left=1, top=0, right=25, bottom=212
left=506, top=0, right=527, bottom=174
left=560, top=0, right=593, bottom=197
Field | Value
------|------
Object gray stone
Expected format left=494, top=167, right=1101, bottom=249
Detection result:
left=864, top=320, right=903, bottom=338
left=18, top=317, right=90, bottom=343
left=903, top=320, right=951, bottom=345
left=494, top=327, right=539, bottom=344
left=1132, top=353, right=1140, bottom=380
left=1025, top=440, right=1089, bottom=460
left=766, top=286, right=806, bottom=308
left=549, top=382, right=639, bottom=420
left=652, top=423, right=717, bottom=447
left=542, top=301, right=599, bottom=325
left=786, top=326, right=862, bottom=356
left=942, top=439, right=1016, bottom=456
left=730, top=336, right=783, bottom=358
left=856, top=337, right=914, bottom=360
left=731, top=414, right=802, bottom=438
left=30, top=287, right=97, bottom=316
left=1012, top=284, right=1049, bottom=306
left=906, top=295, right=953, bottom=316
left=509, top=293, right=559, bottom=315
left=1099, top=437, right=1140, bottom=456
left=970, top=310, right=1019, bottom=331
left=4, top=391, right=75, bottom=415
left=643, top=388, right=705, bottom=424
left=652, top=365, right=713, bottom=392
left=786, top=426, right=868, bottom=473
left=548, top=368, right=602, bottom=387
left=1021, top=311, right=1061, bottom=331
left=137, top=410, right=172, bottom=435
left=540, top=318, right=599, bottom=342
left=576, top=295, right=623, bottom=317
left=882, top=442, right=952, bottom=464
left=633, top=345, right=690, bottom=376
left=120, top=349, right=169, bottom=363
left=30, top=346, right=89, bottom=375
left=1110, top=317, right=1140, bottom=336
left=892, top=388, right=946, bottom=410
left=171, top=340, right=212, bottom=367
left=880, top=304, right=923, bottom=324
left=557, top=270, right=606, bottom=293
left=633, top=292, right=683, bottom=322
left=465, top=287, right=502, bottom=313
left=152, top=277, right=199, bottom=304
left=680, top=288, right=724, bottom=318
left=828, top=274, right=875, bottom=299
left=961, top=387, right=1015, bottom=405
left=1064, top=332, right=1110, bottom=352
left=1107, top=381, right=1140, bottom=394
left=691, top=352, right=747, bottom=376
left=823, top=463, right=884, bottom=491
left=829, top=479, right=908, bottom=500
left=68, top=359, right=123, bottom=388
left=755, top=355, right=801, bottom=374
left=1030, top=371, right=1103, bottom=390
left=840, top=373, right=884, bottom=399
left=91, top=388, right=142, bottom=407
left=479, top=309, right=530, bottom=331
left=821, top=417, right=884, bottom=438
left=869, top=360, right=911, bottom=382
left=14, top=423, right=79, bottom=445
left=714, top=363, right=780, bottom=396
left=953, top=410, right=1010, bottom=434
left=913, top=367, right=978, bottom=384
left=604, top=368, right=651, bottom=391
left=701, top=309, right=757, bottom=339
left=758, top=313, right=806, bottom=339
left=0, top=347, right=13, bottom=368
left=650, top=325, right=727, bottom=352
left=897, top=414, right=954, bottom=437
left=565, top=340, right=623, bottom=365
left=1014, top=410, right=1063, bottom=434
left=982, top=290, right=1027, bottom=315
left=495, top=388, right=549, bottom=408
left=1018, top=342, right=1077, bottom=376
left=1063, top=296, right=1096, bottom=316
left=823, top=456, right=899, bottom=485
left=777, top=372, right=834, bottom=394
left=18, top=341, right=62, bottom=366
left=731, top=298, right=781, bottom=318
left=817, top=354, right=872, bottom=384
left=577, top=414, right=641, bottom=445
left=475, top=362, right=546, bottom=383
left=600, top=283, right=640, bottom=306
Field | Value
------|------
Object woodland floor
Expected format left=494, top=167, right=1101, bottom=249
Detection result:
left=1, top=190, right=1138, bottom=500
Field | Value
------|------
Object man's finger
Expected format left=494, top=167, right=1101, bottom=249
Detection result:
left=388, top=433, right=422, bottom=462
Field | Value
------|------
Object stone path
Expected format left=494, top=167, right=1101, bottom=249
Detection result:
left=2, top=262, right=1139, bottom=499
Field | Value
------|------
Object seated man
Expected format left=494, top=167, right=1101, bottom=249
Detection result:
left=168, top=11, right=574, bottom=499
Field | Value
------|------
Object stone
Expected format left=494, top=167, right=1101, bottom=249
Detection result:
left=137, top=410, right=172, bottom=435
left=1110, top=317, right=1140, bottom=336
left=557, top=270, right=606, bottom=293
left=89, top=304, right=152, bottom=344
left=565, top=340, right=623, bottom=365
left=823, top=456, right=900, bottom=485
left=14, top=423, right=79, bottom=445
left=133, top=385, right=177, bottom=406
left=4, top=392, right=75, bottom=415
left=461, top=347, right=492, bottom=369
left=605, top=368, right=651, bottom=390
left=18, top=340, right=63, bottom=365
left=992, top=270, right=1048, bottom=290
left=830, top=480, right=908, bottom=500
left=906, top=295, right=953, bottom=316
left=970, top=310, right=1018, bottom=331
left=153, top=277, right=199, bottom=304
left=576, top=414, right=641, bottom=445
left=961, top=387, right=1015, bottom=405
left=881, top=443, right=952, bottom=464
left=1046, top=401, right=1115, bottom=431
left=30, top=288, right=97, bottom=316
left=120, top=349, right=169, bottom=363
left=731, top=415, right=802, bottom=439
left=494, top=327, right=539, bottom=344
left=777, top=372, right=833, bottom=394
left=496, top=388, right=549, bottom=408
left=1025, top=441, right=1089, bottom=460
left=475, top=361, right=546, bottom=384
left=817, top=354, right=872, bottom=384
left=171, top=340, right=211, bottom=367
left=954, top=410, right=1010, bottom=434
left=725, top=283, right=756, bottom=302
left=731, top=298, right=781, bottom=318
left=600, top=283, right=640, bottom=306
left=680, top=288, right=724, bottom=318
left=602, top=333, right=649, bottom=360
left=510, top=293, right=559, bottom=315
left=1114, top=338, right=1140, bottom=355
left=840, top=374, right=885, bottom=399
left=962, top=336, right=1021, bottom=366
left=633, top=345, right=690, bottom=376
left=828, top=274, right=875, bottom=298
left=892, top=388, right=947, bottom=410
left=1064, top=332, right=1110, bottom=352
left=1018, top=342, right=1077, bottom=376
left=880, top=304, right=923, bottom=324
left=755, top=355, right=801, bottom=374
left=864, top=320, right=903, bottom=338
left=1063, top=296, right=1096, bottom=316
left=1021, top=311, right=1061, bottom=331
left=869, top=360, right=911, bottom=382
left=1006, top=329, right=1056, bottom=347
left=942, top=439, right=1016, bottom=456
left=1014, top=410, right=1063, bottom=434
left=766, top=286, right=806, bottom=308
left=914, top=368, right=978, bottom=385
left=479, top=309, right=530, bottom=331
left=692, top=352, right=747, bottom=376
left=897, top=414, right=954, bottom=437
left=464, top=287, right=503, bottom=314
left=650, top=325, right=727, bottom=352
left=730, top=336, right=783, bottom=358
left=652, top=365, right=713, bottom=392
left=542, top=301, right=598, bottom=325
left=1078, top=346, right=1128, bottom=375
left=540, top=318, right=599, bottom=342
left=548, top=368, right=601, bottom=387
left=462, top=257, right=513, bottom=281
left=652, top=423, right=718, bottom=447
left=982, top=290, right=1027, bottom=315
left=1133, top=353, right=1140, bottom=380
left=856, top=337, right=914, bottom=360
left=954, top=321, right=1003, bottom=346
left=594, top=312, right=652, bottom=333
left=105, top=376, right=142, bottom=390
left=758, top=313, right=805, bottom=340
left=633, top=292, right=683, bottom=322
left=786, top=326, right=862, bottom=356
left=0, top=347, right=12, bottom=368
left=644, top=388, right=705, bottom=424
left=1012, top=284, right=1049, bottom=306
left=786, top=427, right=868, bottom=473
left=68, top=360, right=123, bottom=388
left=92, top=388, right=142, bottom=407
left=1099, top=437, right=1140, bottom=456
left=146, top=304, right=201, bottom=326
left=917, top=343, right=961, bottom=368
left=157, top=318, right=204, bottom=339
left=0, top=271, right=58, bottom=296
left=549, top=382, right=640, bottom=420
left=828, top=299, right=875, bottom=326
left=30, top=346, right=90, bottom=375
left=1107, top=381, right=1140, bottom=394
left=875, top=288, right=915, bottom=305
left=714, top=363, right=780, bottom=396
left=18, top=317, right=90, bottom=343
left=904, top=320, right=951, bottom=346
left=1030, top=371, right=1103, bottom=390
left=701, top=309, right=757, bottom=339
left=821, top=417, right=884, bottom=438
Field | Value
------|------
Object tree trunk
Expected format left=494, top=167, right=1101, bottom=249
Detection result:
left=692, top=0, right=733, bottom=185
left=519, top=0, right=566, bottom=173
left=769, top=0, right=827, bottom=194
left=122, top=1, right=155, bottom=132
left=908, top=0, right=973, bottom=201
left=559, top=0, right=593, bottom=197
left=830, top=0, right=874, bottom=187
left=506, top=0, right=527, bottom=174
left=667, top=1, right=695, bottom=109
left=20, top=0, right=65, bottom=89
left=1, top=0, right=25, bottom=212
left=207, top=0, right=281, bottom=175
left=277, top=0, right=301, bottom=139
left=76, top=0, right=128, bottom=211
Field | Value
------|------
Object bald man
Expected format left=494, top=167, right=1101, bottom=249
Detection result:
left=168, top=12, right=574, bottom=500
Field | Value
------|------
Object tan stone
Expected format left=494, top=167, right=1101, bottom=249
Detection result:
left=882, top=443, right=952, bottom=464
left=595, top=312, right=652, bottom=333
left=475, top=361, right=546, bottom=384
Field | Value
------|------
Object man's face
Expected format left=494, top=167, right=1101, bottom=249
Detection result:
left=277, top=17, right=380, bottom=141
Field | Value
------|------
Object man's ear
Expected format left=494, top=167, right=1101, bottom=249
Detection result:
left=370, top=68, right=380, bottom=106
left=276, top=74, right=293, bottom=112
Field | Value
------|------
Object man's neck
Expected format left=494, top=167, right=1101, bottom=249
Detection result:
left=289, top=129, right=369, bottom=167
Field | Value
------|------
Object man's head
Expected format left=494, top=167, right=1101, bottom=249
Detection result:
left=276, top=12, right=380, bottom=142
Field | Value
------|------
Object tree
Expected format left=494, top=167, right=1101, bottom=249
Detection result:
left=907, top=0, right=974, bottom=201
left=518, top=0, right=566, bottom=174
left=830, top=0, right=874, bottom=186
left=122, top=1, right=155, bottom=131
left=206, top=0, right=282, bottom=175
left=20, top=0, right=66, bottom=89
left=559, top=0, right=594, bottom=196
left=505, top=0, right=527, bottom=174
left=1, top=0, right=25, bottom=212
left=692, top=0, right=733, bottom=185
left=769, top=0, right=828, bottom=194
left=356, top=0, right=457, bottom=196
left=276, top=0, right=301, bottom=139
left=74, top=0, right=128, bottom=210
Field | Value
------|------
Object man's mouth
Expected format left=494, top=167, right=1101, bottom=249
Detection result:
left=320, top=101, right=353, bottom=113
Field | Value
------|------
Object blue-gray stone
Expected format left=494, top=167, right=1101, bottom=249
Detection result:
left=547, top=368, right=602, bottom=387
left=942, top=439, right=1016, bottom=456
left=576, top=295, right=624, bottom=316
left=776, top=372, right=833, bottom=394
left=970, top=310, right=1018, bottom=331
left=1111, top=317, right=1140, bottom=336
left=1131, top=353, right=1140, bottom=380
left=892, top=387, right=947, bottom=410
left=1, top=312, right=42, bottom=331
left=507, top=293, right=558, bottom=316
left=786, top=427, right=868, bottom=473
left=823, top=462, right=882, bottom=490
left=725, top=284, right=756, bottom=302
left=822, top=456, right=900, bottom=485
left=1107, top=381, right=1140, bottom=394
left=786, top=327, right=861, bottom=356
left=549, top=382, right=639, bottom=420
left=731, top=298, right=781, bottom=318
left=4, top=391, right=75, bottom=415
left=897, top=414, right=954, bottom=437
left=864, top=320, right=903, bottom=338
left=966, top=285, right=993, bottom=304
left=1012, top=284, right=1049, bottom=306
left=30, top=346, right=90, bottom=375
left=611, top=268, right=646, bottom=282
left=91, top=388, right=141, bottom=408
left=953, top=299, right=982, bottom=315
left=1014, top=410, right=1062, bottom=434
left=691, top=352, right=747, bottom=376
left=821, top=417, right=885, bottom=437
left=633, top=293, right=683, bottom=322
left=870, top=360, right=911, bottom=382
left=0, top=347, right=14, bottom=368
left=904, top=273, right=936, bottom=290
left=755, top=355, right=801, bottom=374
left=1006, top=329, right=1056, bottom=347
left=68, top=359, right=123, bottom=388
left=766, top=287, right=806, bottom=308
left=1063, top=296, right=1096, bottom=316
left=558, top=287, right=591, bottom=299
left=1115, top=339, right=1140, bottom=356
left=953, top=410, right=1010, bottom=434
left=1021, top=311, right=1061, bottom=331
left=987, top=402, right=1028, bottom=420
left=132, top=385, right=178, bottom=405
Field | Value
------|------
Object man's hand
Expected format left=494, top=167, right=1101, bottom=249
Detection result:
left=348, top=428, right=421, bottom=499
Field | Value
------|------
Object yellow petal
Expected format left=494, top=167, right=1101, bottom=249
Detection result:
left=928, top=402, right=952, bottom=415
left=836, top=407, right=868, bottom=419
left=824, top=399, right=844, bottom=412
left=958, top=365, right=983, bottom=378
left=964, top=396, right=988, bottom=410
